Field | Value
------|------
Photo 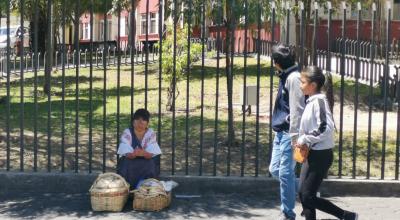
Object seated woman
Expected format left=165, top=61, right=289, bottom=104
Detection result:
left=117, top=108, right=162, bottom=189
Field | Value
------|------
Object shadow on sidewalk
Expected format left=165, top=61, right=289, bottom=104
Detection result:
left=0, top=192, right=279, bottom=219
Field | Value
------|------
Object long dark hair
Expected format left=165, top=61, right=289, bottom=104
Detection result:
left=131, top=108, right=150, bottom=126
left=301, top=66, right=334, bottom=113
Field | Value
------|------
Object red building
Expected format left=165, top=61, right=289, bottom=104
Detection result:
left=208, top=24, right=281, bottom=53
left=313, top=20, right=400, bottom=51
left=78, top=0, right=161, bottom=49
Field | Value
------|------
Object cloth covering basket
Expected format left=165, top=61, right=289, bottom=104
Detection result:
left=132, top=178, right=171, bottom=212
left=89, top=173, right=130, bottom=212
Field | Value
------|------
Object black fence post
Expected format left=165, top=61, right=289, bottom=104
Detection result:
left=145, top=0, right=150, bottom=109
left=19, top=0, right=25, bottom=172
left=116, top=3, right=121, bottom=160
left=367, top=3, right=375, bottom=176
left=326, top=2, right=332, bottom=73
left=61, top=0, right=66, bottom=173
left=6, top=0, right=11, bottom=171
left=88, top=0, right=94, bottom=173
left=396, top=66, right=400, bottom=180
left=131, top=0, right=136, bottom=119
left=352, top=2, right=362, bottom=179
left=255, top=0, right=262, bottom=177
left=74, top=0, right=81, bottom=173
left=157, top=0, right=162, bottom=167
left=102, top=1, right=108, bottom=173
left=268, top=2, right=276, bottom=175
left=199, top=0, right=206, bottom=176
left=241, top=0, right=248, bottom=177
left=185, top=0, right=193, bottom=176
left=33, top=0, right=40, bottom=172
left=171, top=0, right=177, bottom=175
left=285, top=1, right=290, bottom=45
left=338, top=2, right=347, bottom=178
left=299, top=2, right=305, bottom=70
left=312, top=2, right=318, bottom=66
left=381, top=1, right=392, bottom=180
left=213, top=0, right=222, bottom=176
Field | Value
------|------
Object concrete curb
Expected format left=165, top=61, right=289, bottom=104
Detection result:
left=0, top=172, right=399, bottom=197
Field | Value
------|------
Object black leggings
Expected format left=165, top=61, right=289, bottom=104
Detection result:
left=299, top=149, right=345, bottom=220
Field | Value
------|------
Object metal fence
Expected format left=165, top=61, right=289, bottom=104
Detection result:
left=0, top=46, right=158, bottom=74
left=0, top=0, right=399, bottom=180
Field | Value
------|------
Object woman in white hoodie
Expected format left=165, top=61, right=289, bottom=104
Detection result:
left=295, top=66, right=357, bottom=220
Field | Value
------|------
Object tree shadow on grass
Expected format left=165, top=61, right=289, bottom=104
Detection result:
left=1, top=105, right=395, bottom=177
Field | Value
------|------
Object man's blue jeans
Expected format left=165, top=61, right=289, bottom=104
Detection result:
left=269, top=131, right=296, bottom=219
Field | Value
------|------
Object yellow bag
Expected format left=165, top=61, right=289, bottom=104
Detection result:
left=293, top=146, right=309, bottom=163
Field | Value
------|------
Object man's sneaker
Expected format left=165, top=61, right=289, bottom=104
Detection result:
left=343, top=211, right=358, bottom=220
left=279, top=213, right=295, bottom=220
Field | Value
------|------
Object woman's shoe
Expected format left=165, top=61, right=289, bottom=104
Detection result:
left=343, top=211, right=358, bottom=220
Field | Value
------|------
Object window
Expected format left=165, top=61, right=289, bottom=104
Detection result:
left=120, top=18, right=126, bottom=36
left=141, top=14, right=147, bottom=35
left=82, top=23, right=90, bottom=40
left=80, top=24, right=83, bottom=39
left=394, top=2, right=400, bottom=20
left=141, top=13, right=158, bottom=35
left=150, top=13, right=157, bottom=34
left=100, top=20, right=113, bottom=41
left=125, top=17, right=130, bottom=36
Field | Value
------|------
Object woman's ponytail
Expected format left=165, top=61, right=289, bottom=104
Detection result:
left=323, top=71, right=334, bottom=113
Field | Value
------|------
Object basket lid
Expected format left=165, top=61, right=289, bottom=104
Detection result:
left=90, top=173, right=129, bottom=193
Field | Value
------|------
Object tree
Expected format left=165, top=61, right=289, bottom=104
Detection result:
left=161, top=22, right=202, bottom=111
left=170, top=0, right=271, bottom=147
left=0, top=1, right=7, bottom=28
left=9, top=0, right=138, bottom=94
left=217, top=0, right=268, bottom=147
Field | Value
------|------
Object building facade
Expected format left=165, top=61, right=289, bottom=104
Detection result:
left=78, top=0, right=161, bottom=50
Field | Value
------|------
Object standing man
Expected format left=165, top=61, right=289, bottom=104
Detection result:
left=269, top=44, right=305, bottom=220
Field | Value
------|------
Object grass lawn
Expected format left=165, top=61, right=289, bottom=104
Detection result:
left=0, top=56, right=398, bottom=179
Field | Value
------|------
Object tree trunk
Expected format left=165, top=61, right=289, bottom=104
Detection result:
left=294, top=0, right=301, bottom=63
left=0, top=11, right=3, bottom=103
left=166, top=79, right=180, bottom=111
left=43, top=0, right=54, bottom=95
left=166, top=80, right=174, bottom=111
left=225, top=1, right=236, bottom=148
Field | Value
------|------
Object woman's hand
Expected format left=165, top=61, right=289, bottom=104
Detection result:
left=134, top=148, right=145, bottom=157
left=126, top=149, right=153, bottom=159
left=136, top=148, right=153, bottom=159
left=126, top=149, right=144, bottom=159
left=126, top=152, right=136, bottom=159
left=142, top=151, right=153, bottom=159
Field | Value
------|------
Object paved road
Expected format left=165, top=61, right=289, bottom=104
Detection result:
left=0, top=192, right=399, bottom=220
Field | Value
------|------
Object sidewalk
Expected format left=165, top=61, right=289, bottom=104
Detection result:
left=0, top=192, right=399, bottom=219
left=0, top=172, right=400, bottom=219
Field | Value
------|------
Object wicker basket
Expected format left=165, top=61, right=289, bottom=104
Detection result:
left=89, top=173, right=130, bottom=212
left=132, top=178, right=171, bottom=212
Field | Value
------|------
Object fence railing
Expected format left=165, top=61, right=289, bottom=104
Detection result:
left=0, top=0, right=399, bottom=181
left=0, top=46, right=158, bottom=75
